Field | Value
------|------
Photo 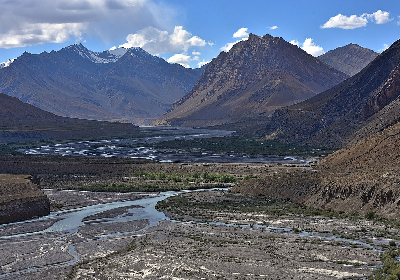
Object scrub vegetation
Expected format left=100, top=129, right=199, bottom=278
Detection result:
left=76, top=170, right=239, bottom=193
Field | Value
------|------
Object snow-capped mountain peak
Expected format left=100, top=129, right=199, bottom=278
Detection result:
left=61, top=43, right=162, bottom=65
left=0, top=58, right=15, bottom=69
left=64, top=43, right=122, bottom=64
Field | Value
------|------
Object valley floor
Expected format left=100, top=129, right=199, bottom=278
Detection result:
left=1, top=188, right=398, bottom=279
left=0, top=157, right=399, bottom=279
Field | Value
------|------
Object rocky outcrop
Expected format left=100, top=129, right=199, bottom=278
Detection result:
left=154, top=33, right=348, bottom=127
left=0, top=174, right=50, bottom=224
left=318, top=43, right=378, bottom=76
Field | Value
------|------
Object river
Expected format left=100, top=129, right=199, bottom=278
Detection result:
left=0, top=188, right=383, bottom=279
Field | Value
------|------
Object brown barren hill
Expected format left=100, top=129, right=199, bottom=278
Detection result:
left=154, top=33, right=348, bottom=127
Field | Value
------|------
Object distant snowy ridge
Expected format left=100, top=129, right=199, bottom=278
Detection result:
left=1, top=44, right=162, bottom=69
left=0, top=58, right=15, bottom=69
left=65, top=43, right=160, bottom=64
left=66, top=43, right=128, bottom=64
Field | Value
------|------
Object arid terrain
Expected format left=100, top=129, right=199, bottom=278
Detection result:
left=2, top=187, right=397, bottom=280
left=1, top=156, right=399, bottom=279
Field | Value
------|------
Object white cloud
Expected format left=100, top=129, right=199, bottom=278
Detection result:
left=290, top=38, right=324, bottom=56
left=119, top=26, right=207, bottom=55
left=368, top=10, right=391, bottom=24
left=321, top=10, right=392, bottom=30
left=233, top=28, right=249, bottom=38
left=0, top=22, right=86, bottom=49
left=302, top=38, right=325, bottom=56
left=187, top=36, right=207, bottom=47
left=167, top=53, right=192, bottom=68
left=321, top=14, right=368, bottom=29
left=398, top=16, right=400, bottom=25
left=192, top=51, right=201, bottom=56
left=0, top=0, right=175, bottom=48
left=221, top=27, right=250, bottom=52
left=169, top=26, right=191, bottom=50
left=270, top=26, right=279, bottom=30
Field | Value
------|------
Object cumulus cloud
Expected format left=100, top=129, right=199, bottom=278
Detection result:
left=187, top=36, right=207, bottom=48
left=368, top=10, right=392, bottom=24
left=302, top=38, right=325, bottom=56
left=321, top=14, right=368, bottom=29
left=167, top=53, right=192, bottom=68
left=290, top=38, right=325, bottom=56
left=270, top=26, right=279, bottom=30
left=233, top=28, right=249, bottom=38
left=290, top=40, right=300, bottom=47
left=321, top=10, right=392, bottom=30
left=0, top=0, right=174, bottom=48
left=119, top=26, right=207, bottom=55
left=221, top=27, right=249, bottom=52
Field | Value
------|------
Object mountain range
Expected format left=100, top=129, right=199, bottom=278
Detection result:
left=0, top=44, right=203, bottom=125
left=0, top=35, right=380, bottom=130
left=264, top=38, right=400, bottom=148
left=154, top=34, right=349, bottom=127
left=0, top=34, right=382, bottom=139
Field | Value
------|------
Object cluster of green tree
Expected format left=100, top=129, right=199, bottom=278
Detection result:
left=370, top=248, right=400, bottom=280
left=154, top=136, right=334, bottom=156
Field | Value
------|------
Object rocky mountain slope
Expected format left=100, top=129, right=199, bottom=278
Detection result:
left=319, top=120, right=400, bottom=172
left=233, top=119, right=400, bottom=219
left=0, top=93, right=139, bottom=144
left=0, top=44, right=203, bottom=125
left=265, top=38, right=400, bottom=148
left=318, top=44, right=378, bottom=76
left=154, top=34, right=348, bottom=127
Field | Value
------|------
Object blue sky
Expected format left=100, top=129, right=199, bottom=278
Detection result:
left=0, top=0, right=399, bottom=68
